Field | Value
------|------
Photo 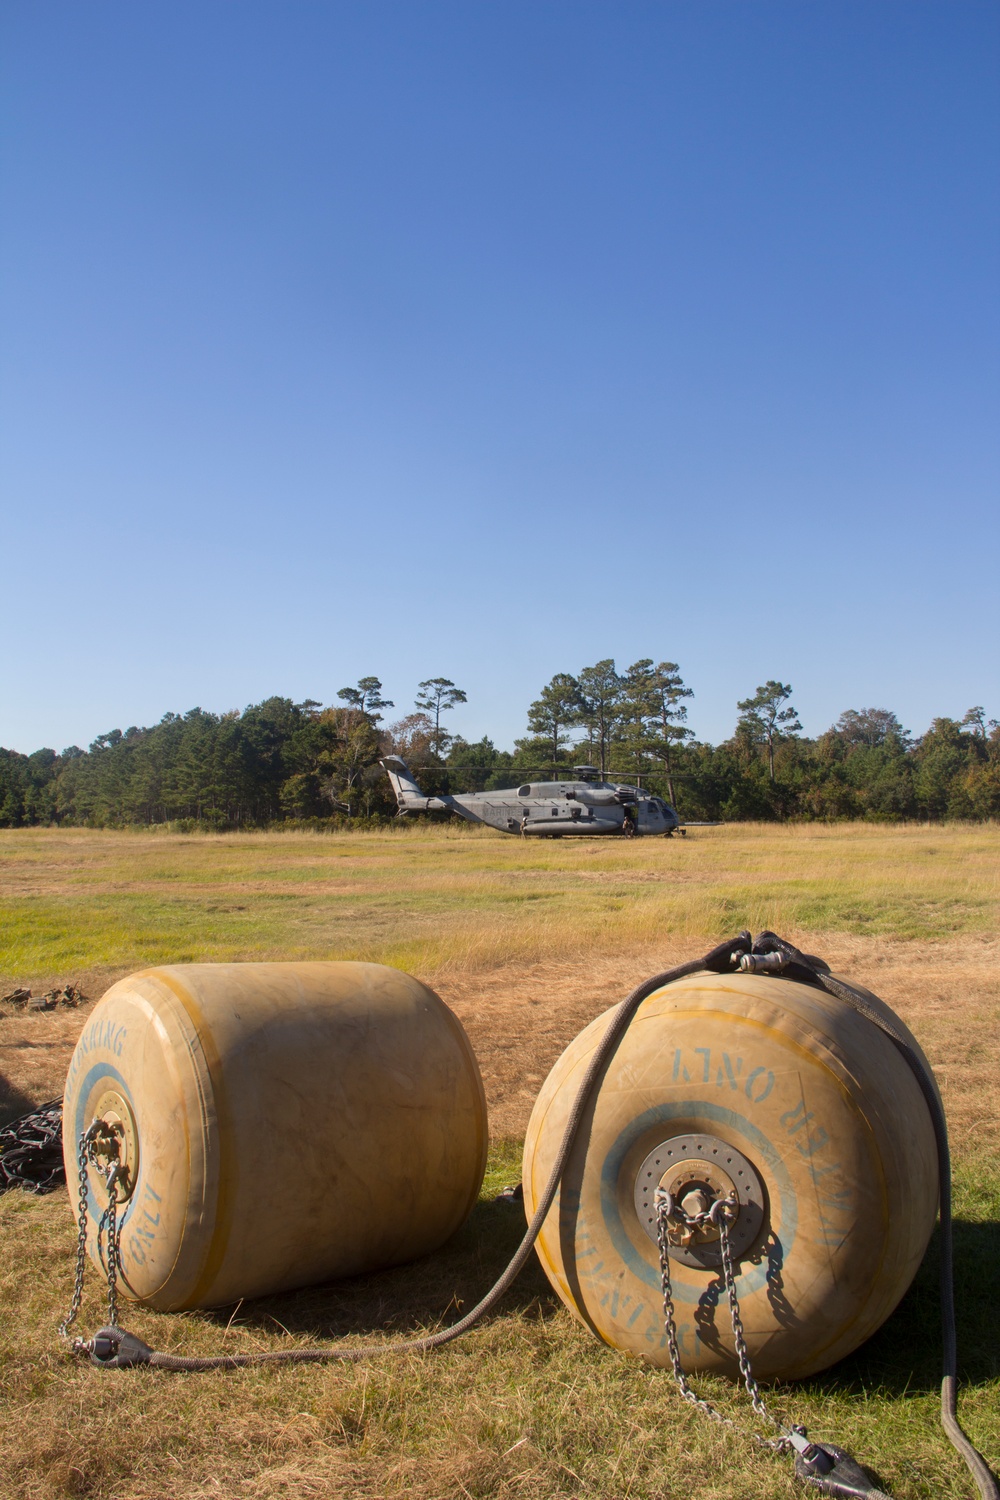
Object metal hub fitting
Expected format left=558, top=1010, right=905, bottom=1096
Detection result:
left=91, top=1089, right=139, bottom=1201
left=633, top=1133, right=766, bottom=1269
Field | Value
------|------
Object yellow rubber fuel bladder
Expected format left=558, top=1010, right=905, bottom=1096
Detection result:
left=63, top=962, right=487, bottom=1311
left=522, top=970, right=938, bottom=1381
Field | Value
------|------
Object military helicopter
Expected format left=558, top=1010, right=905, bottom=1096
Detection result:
left=381, top=757, right=687, bottom=837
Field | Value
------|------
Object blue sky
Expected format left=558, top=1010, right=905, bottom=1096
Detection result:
left=2, top=2, right=997, bottom=754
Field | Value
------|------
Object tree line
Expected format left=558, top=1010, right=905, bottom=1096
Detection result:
left=1, top=664, right=997, bottom=828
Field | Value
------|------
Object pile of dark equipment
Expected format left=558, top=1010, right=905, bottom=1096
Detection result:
left=0, top=984, right=87, bottom=1195
left=2, top=983, right=88, bottom=1012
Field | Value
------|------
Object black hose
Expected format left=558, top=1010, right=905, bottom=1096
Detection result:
left=104, top=936, right=744, bottom=1372
left=81, top=930, right=998, bottom=1500
left=750, top=932, right=998, bottom=1500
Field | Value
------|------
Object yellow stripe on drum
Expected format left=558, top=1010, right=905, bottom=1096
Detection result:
left=522, top=971, right=937, bottom=1382
left=148, top=968, right=239, bottom=1311
left=63, top=962, right=488, bottom=1312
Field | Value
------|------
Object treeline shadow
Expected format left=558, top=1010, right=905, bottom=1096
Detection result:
left=202, top=1194, right=561, bottom=1342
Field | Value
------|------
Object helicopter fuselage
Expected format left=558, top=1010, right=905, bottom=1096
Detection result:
left=381, top=758, right=681, bottom=836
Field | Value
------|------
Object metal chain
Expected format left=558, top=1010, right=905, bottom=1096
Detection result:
left=58, top=1129, right=93, bottom=1340
left=0, top=1099, right=65, bottom=1194
left=655, top=1189, right=792, bottom=1454
left=96, top=1166, right=121, bottom=1330
left=715, top=1198, right=781, bottom=1435
left=58, top=1122, right=124, bottom=1342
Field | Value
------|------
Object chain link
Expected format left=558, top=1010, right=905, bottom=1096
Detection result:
left=96, top=1165, right=121, bottom=1329
left=58, top=1129, right=93, bottom=1340
left=58, top=1122, right=124, bottom=1343
left=715, top=1197, right=782, bottom=1437
left=0, top=1099, right=65, bottom=1194
left=655, top=1189, right=792, bottom=1454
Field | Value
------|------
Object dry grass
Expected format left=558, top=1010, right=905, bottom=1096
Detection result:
left=1, top=821, right=996, bottom=997
left=0, top=824, right=997, bottom=1499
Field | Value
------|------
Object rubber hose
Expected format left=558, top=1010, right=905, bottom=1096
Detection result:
left=134, top=937, right=747, bottom=1371
left=754, top=932, right=999, bottom=1500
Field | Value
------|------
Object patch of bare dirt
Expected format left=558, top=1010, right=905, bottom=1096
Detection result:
left=434, top=934, right=1000, bottom=1141
left=2, top=937, right=997, bottom=1150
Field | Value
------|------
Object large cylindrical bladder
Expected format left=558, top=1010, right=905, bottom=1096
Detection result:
left=522, top=970, right=938, bottom=1381
left=62, top=962, right=487, bottom=1311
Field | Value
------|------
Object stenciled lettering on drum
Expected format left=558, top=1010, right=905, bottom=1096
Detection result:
left=65, top=1020, right=129, bottom=1086
left=664, top=1044, right=855, bottom=1250
left=565, top=1199, right=676, bottom=1354
left=126, top=1182, right=164, bottom=1267
left=577, top=1091, right=800, bottom=1349
left=779, top=1097, right=855, bottom=1249
left=69, top=1056, right=153, bottom=1279
left=670, top=1043, right=775, bottom=1103
left=544, top=1042, right=860, bottom=1353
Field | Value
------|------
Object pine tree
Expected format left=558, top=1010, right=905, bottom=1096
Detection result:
left=736, top=682, right=801, bottom=783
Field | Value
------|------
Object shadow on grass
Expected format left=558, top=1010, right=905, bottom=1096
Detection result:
left=201, top=1208, right=1000, bottom=1398
left=0, top=1076, right=42, bottom=1130
left=195, top=1144, right=998, bottom=1404
left=805, top=1217, right=1000, bottom=1399
left=201, top=1195, right=562, bottom=1341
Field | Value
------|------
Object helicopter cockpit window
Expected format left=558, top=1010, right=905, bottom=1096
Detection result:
left=517, top=786, right=531, bottom=797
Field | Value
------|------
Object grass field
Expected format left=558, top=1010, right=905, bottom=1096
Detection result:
left=2, top=821, right=997, bottom=992
left=1, top=823, right=998, bottom=1499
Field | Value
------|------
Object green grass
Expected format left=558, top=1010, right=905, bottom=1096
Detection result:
left=2, top=822, right=997, bottom=990
left=0, top=824, right=997, bottom=1497
left=0, top=1144, right=995, bottom=1500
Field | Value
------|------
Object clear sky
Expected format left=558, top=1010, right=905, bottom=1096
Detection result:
left=2, top=2, right=998, bottom=755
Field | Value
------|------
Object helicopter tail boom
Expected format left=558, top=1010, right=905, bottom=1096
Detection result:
left=380, top=757, right=451, bottom=814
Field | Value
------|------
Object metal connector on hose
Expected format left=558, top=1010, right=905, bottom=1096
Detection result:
left=81, top=1327, right=154, bottom=1368
left=738, top=951, right=788, bottom=974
